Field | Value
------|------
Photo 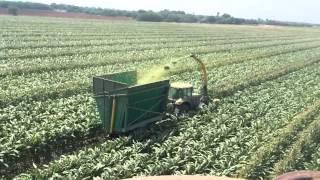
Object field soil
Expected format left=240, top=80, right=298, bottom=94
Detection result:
left=0, top=7, right=132, bottom=20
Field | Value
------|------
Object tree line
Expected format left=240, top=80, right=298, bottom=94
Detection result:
left=0, top=1, right=316, bottom=27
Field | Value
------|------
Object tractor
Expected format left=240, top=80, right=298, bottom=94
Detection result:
left=92, top=54, right=212, bottom=133
left=166, top=54, right=209, bottom=114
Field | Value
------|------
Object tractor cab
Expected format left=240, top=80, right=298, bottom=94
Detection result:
left=167, top=82, right=203, bottom=114
left=168, top=82, right=194, bottom=100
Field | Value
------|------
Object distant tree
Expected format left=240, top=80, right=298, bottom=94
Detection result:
left=137, top=9, right=147, bottom=13
left=205, top=16, right=217, bottom=23
left=8, top=6, right=18, bottom=16
left=181, top=14, right=199, bottom=23
left=171, top=10, right=185, bottom=15
left=222, top=13, right=231, bottom=18
left=0, top=2, right=9, bottom=8
left=0, top=1, right=51, bottom=10
left=137, top=12, right=163, bottom=22
left=257, top=18, right=264, bottom=23
left=165, top=14, right=181, bottom=22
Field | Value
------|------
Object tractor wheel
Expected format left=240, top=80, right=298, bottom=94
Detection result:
left=175, top=103, right=191, bottom=115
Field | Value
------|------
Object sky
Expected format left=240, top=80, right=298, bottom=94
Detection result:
left=20, top=0, right=320, bottom=24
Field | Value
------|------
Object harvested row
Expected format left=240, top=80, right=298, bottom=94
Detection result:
left=15, top=61, right=320, bottom=179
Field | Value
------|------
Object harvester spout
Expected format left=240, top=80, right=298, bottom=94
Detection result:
left=190, top=54, right=208, bottom=104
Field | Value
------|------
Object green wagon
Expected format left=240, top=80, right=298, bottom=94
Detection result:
left=93, top=71, right=170, bottom=133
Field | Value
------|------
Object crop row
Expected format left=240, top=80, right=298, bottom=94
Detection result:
left=2, top=22, right=316, bottom=36
left=0, top=23, right=303, bottom=33
left=2, top=38, right=319, bottom=76
left=3, top=48, right=315, bottom=130
left=4, top=36, right=317, bottom=60
left=0, top=24, right=299, bottom=37
left=4, top=34, right=300, bottom=56
left=1, top=33, right=243, bottom=44
left=1, top=34, right=301, bottom=50
left=168, top=43, right=320, bottom=75
left=1, top=50, right=320, bottom=176
left=1, top=16, right=317, bottom=37
left=0, top=31, right=253, bottom=41
left=2, top=21, right=317, bottom=42
left=303, top=145, right=320, bottom=170
left=273, top=114, right=320, bottom=175
left=2, top=37, right=318, bottom=74
left=2, top=16, right=320, bottom=179
left=2, top=44, right=320, bottom=108
left=0, top=24, right=242, bottom=33
left=0, top=27, right=220, bottom=36
left=238, top=101, right=320, bottom=178
left=171, top=49, right=320, bottom=98
left=14, top=60, right=320, bottom=179
left=1, top=26, right=290, bottom=38
left=0, top=32, right=264, bottom=43
left=2, top=31, right=306, bottom=43
left=0, top=94, right=101, bottom=176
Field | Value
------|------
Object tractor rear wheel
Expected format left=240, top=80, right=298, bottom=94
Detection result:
left=175, top=103, right=191, bottom=115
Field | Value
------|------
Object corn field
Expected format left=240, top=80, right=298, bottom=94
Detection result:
left=1, top=16, right=320, bottom=179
